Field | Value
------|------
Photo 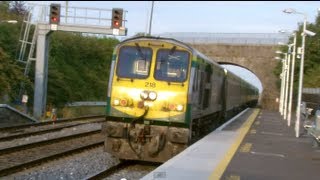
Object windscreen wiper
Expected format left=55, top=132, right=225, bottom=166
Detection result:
left=135, top=43, right=146, bottom=60
left=169, top=46, right=176, bottom=55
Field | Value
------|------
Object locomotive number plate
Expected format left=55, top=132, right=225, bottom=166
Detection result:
left=145, top=82, right=156, bottom=88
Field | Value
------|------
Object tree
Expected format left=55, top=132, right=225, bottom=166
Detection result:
left=273, top=12, right=320, bottom=99
left=0, top=47, right=31, bottom=103
left=0, top=1, right=33, bottom=105
left=46, top=31, right=119, bottom=107
left=9, top=1, right=28, bottom=16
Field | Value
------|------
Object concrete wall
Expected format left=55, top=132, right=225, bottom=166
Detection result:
left=189, top=43, right=279, bottom=110
left=0, top=105, right=37, bottom=128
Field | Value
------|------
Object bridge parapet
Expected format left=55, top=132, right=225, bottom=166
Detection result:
left=156, top=32, right=290, bottom=45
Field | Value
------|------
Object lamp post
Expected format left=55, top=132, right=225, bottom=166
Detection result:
left=283, top=8, right=316, bottom=137
left=276, top=51, right=288, bottom=116
left=275, top=56, right=284, bottom=113
left=284, top=48, right=291, bottom=121
left=278, top=40, right=295, bottom=123
left=286, top=33, right=297, bottom=127
left=279, top=30, right=297, bottom=127
left=275, top=56, right=281, bottom=111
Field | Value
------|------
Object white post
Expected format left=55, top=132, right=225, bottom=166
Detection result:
left=284, top=48, right=291, bottom=120
left=295, top=15, right=307, bottom=138
left=279, top=58, right=285, bottom=115
left=65, top=1, right=68, bottom=23
left=148, top=1, right=154, bottom=36
left=145, top=8, right=149, bottom=36
left=280, top=53, right=287, bottom=116
left=287, top=33, right=297, bottom=126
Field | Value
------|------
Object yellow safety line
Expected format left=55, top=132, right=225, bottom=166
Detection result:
left=239, top=143, right=252, bottom=153
left=209, top=108, right=260, bottom=180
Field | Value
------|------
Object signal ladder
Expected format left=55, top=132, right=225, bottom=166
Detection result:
left=16, top=5, right=45, bottom=100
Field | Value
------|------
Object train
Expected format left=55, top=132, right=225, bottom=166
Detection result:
left=101, top=36, right=259, bottom=162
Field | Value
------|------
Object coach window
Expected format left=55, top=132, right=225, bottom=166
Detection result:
left=202, top=64, right=212, bottom=108
left=198, top=71, right=205, bottom=106
left=154, top=49, right=190, bottom=82
left=192, top=69, right=198, bottom=91
left=205, top=64, right=212, bottom=83
left=116, top=46, right=152, bottom=79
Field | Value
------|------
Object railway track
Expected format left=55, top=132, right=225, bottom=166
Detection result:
left=0, top=129, right=104, bottom=177
left=0, top=115, right=104, bottom=132
left=0, top=115, right=105, bottom=142
left=85, top=160, right=158, bottom=180
left=0, top=115, right=156, bottom=178
left=85, top=161, right=134, bottom=180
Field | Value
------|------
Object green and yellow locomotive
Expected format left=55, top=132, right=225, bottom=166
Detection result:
left=102, top=36, right=258, bottom=162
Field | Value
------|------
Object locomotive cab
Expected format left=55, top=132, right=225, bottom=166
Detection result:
left=103, top=37, right=192, bottom=162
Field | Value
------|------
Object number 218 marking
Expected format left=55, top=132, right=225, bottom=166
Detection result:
left=145, top=82, right=156, bottom=88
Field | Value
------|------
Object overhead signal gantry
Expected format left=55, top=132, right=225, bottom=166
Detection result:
left=30, top=3, right=128, bottom=119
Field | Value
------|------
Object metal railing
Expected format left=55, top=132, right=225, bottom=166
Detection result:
left=65, top=101, right=107, bottom=107
left=153, top=32, right=290, bottom=45
left=303, top=88, right=320, bottom=94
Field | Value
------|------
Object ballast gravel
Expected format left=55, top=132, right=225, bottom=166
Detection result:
left=4, top=147, right=120, bottom=180
left=0, top=123, right=102, bottom=149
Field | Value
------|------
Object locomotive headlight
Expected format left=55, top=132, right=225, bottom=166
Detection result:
left=140, top=91, right=149, bottom=100
left=148, top=91, right=157, bottom=100
left=169, top=104, right=176, bottom=111
left=114, top=99, right=120, bottom=106
left=176, top=104, right=184, bottom=111
left=120, top=99, right=128, bottom=106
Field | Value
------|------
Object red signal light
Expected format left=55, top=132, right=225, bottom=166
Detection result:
left=111, top=8, right=123, bottom=29
left=52, top=17, right=58, bottom=22
left=114, top=21, right=119, bottom=27
left=49, top=4, right=61, bottom=25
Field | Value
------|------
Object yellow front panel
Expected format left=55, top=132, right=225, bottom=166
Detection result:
left=109, top=40, right=191, bottom=122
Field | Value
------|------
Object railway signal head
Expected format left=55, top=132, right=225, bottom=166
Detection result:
left=111, top=8, right=123, bottom=29
left=50, top=3, right=61, bottom=25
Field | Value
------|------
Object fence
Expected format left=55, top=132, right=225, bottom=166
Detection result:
left=303, top=88, right=320, bottom=95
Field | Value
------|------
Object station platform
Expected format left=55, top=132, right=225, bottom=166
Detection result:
left=142, top=108, right=320, bottom=180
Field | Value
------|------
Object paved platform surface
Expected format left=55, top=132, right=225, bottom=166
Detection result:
left=142, top=108, right=258, bottom=180
left=221, top=110, right=320, bottom=180
left=142, top=109, right=320, bottom=180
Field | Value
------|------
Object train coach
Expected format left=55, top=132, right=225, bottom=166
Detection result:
left=101, top=36, right=259, bottom=162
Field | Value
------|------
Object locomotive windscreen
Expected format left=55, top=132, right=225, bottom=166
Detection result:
left=116, top=46, right=153, bottom=78
left=154, top=49, right=190, bottom=82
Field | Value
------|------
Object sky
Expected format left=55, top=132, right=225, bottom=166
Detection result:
left=222, top=65, right=263, bottom=93
left=26, top=1, right=320, bottom=93
left=28, top=1, right=320, bottom=36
